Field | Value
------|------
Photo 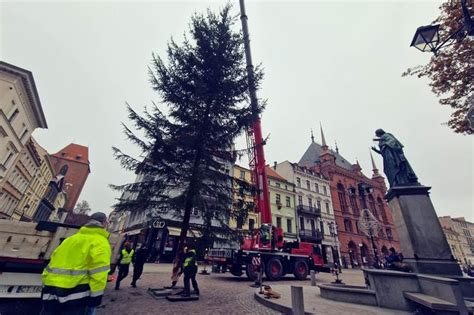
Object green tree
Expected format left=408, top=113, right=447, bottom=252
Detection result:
left=403, top=0, right=474, bottom=134
left=112, top=5, right=262, bottom=259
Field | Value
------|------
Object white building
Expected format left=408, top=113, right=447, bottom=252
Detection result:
left=0, top=62, right=48, bottom=219
left=275, top=160, right=340, bottom=265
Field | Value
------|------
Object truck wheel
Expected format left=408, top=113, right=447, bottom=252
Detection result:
left=293, top=260, right=309, bottom=280
left=246, top=263, right=260, bottom=281
left=265, top=258, right=284, bottom=281
left=230, top=265, right=243, bottom=277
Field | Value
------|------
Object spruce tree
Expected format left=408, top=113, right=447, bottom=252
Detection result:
left=112, top=5, right=262, bottom=260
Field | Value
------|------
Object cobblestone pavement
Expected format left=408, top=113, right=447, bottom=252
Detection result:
left=98, top=264, right=366, bottom=315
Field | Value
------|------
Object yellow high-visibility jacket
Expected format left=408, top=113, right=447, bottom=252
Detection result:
left=41, top=225, right=111, bottom=308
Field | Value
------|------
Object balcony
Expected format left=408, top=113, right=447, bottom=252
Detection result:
left=298, top=229, right=324, bottom=243
left=296, top=205, right=321, bottom=217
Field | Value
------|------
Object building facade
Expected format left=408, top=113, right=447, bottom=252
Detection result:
left=266, top=166, right=297, bottom=242
left=275, top=160, right=339, bottom=265
left=439, top=216, right=474, bottom=265
left=229, top=165, right=259, bottom=232
left=33, top=165, right=68, bottom=222
left=48, top=143, right=90, bottom=212
left=299, top=128, right=400, bottom=268
left=14, top=138, right=54, bottom=221
left=0, top=62, right=48, bottom=219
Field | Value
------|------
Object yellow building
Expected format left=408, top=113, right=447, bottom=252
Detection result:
left=442, top=226, right=465, bottom=264
left=15, top=138, right=54, bottom=221
left=266, top=166, right=297, bottom=241
left=230, top=165, right=259, bottom=232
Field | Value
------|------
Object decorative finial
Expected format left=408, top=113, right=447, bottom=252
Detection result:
left=311, top=129, right=315, bottom=143
left=335, top=141, right=339, bottom=154
left=370, top=149, right=379, bottom=175
left=320, top=122, right=327, bottom=149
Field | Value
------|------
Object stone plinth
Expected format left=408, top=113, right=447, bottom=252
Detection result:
left=385, top=186, right=462, bottom=277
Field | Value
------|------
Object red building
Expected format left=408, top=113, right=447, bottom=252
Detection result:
left=299, top=127, right=400, bottom=268
left=49, top=143, right=90, bottom=212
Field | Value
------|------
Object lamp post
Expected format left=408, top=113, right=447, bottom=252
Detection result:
left=410, top=0, right=473, bottom=55
left=329, top=221, right=343, bottom=284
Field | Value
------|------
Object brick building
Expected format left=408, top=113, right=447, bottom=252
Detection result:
left=48, top=143, right=90, bottom=212
left=299, top=127, right=400, bottom=268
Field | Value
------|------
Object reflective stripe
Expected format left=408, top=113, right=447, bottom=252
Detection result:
left=88, top=265, right=109, bottom=275
left=46, top=267, right=88, bottom=276
left=90, top=290, right=104, bottom=297
left=42, top=291, right=90, bottom=303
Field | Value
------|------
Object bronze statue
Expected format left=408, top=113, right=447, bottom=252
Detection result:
left=371, top=129, right=419, bottom=188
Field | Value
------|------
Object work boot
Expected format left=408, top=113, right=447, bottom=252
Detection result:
left=131, top=282, right=137, bottom=288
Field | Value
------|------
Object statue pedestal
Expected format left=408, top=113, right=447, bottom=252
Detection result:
left=386, top=186, right=462, bottom=276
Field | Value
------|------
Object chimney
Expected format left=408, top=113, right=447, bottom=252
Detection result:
left=273, top=161, right=277, bottom=170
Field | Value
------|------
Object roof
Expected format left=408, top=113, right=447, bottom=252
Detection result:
left=0, top=61, right=47, bottom=129
left=52, top=143, right=90, bottom=165
left=265, top=166, right=287, bottom=182
left=299, top=141, right=353, bottom=170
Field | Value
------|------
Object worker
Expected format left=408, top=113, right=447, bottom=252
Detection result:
left=40, top=212, right=111, bottom=315
left=181, top=246, right=199, bottom=297
left=131, top=245, right=148, bottom=287
left=115, top=242, right=134, bottom=290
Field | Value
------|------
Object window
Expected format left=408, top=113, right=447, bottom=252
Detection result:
left=7, top=108, right=19, bottom=122
left=249, top=219, right=255, bottom=230
left=287, top=219, right=292, bottom=233
left=323, top=186, right=327, bottom=195
left=368, top=194, right=378, bottom=218
left=325, top=202, right=330, bottom=214
left=296, top=177, right=301, bottom=187
left=315, top=183, right=319, bottom=193
left=239, top=170, right=245, bottom=179
left=276, top=182, right=280, bottom=188
left=306, top=180, right=310, bottom=190
left=317, top=200, right=321, bottom=210
left=337, top=183, right=348, bottom=213
left=3, top=150, right=15, bottom=167
left=349, top=194, right=359, bottom=216
left=310, top=219, right=316, bottom=232
left=386, top=228, right=393, bottom=240
left=285, top=196, right=291, bottom=207
left=298, top=195, right=303, bottom=205
left=355, top=220, right=360, bottom=233
left=300, top=216, right=305, bottom=230
left=275, top=194, right=281, bottom=204
left=320, top=221, right=325, bottom=235
left=344, top=219, right=353, bottom=232
left=276, top=217, right=282, bottom=228
left=308, top=198, right=313, bottom=209
left=20, top=128, right=28, bottom=141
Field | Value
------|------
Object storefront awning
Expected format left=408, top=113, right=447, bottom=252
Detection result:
left=167, top=227, right=202, bottom=238
left=125, top=229, right=142, bottom=236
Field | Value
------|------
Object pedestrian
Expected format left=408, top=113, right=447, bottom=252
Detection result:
left=115, top=242, right=134, bottom=290
left=40, top=212, right=111, bottom=315
left=181, top=246, right=199, bottom=297
left=385, top=247, right=401, bottom=270
left=131, top=245, right=149, bottom=287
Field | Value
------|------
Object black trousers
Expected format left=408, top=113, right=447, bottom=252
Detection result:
left=131, top=263, right=144, bottom=285
left=115, top=264, right=130, bottom=289
left=183, top=265, right=199, bottom=295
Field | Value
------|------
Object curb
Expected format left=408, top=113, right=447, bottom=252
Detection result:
left=253, top=290, right=314, bottom=315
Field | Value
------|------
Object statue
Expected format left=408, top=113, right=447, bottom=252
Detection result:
left=371, top=129, right=419, bottom=188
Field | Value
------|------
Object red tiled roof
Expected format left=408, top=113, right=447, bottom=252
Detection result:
left=265, top=166, right=286, bottom=181
left=52, top=143, right=89, bottom=165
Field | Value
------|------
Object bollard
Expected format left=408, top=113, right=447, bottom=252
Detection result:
left=291, top=286, right=305, bottom=315
left=310, top=270, right=316, bottom=286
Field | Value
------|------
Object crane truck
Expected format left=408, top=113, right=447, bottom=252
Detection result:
left=207, top=0, right=327, bottom=281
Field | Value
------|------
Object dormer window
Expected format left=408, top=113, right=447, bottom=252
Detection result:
left=76, top=155, right=82, bottom=160
left=61, top=153, right=66, bottom=157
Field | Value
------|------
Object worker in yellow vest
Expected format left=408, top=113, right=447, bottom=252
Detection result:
left=182, top=246, right=199, bottom=297
left=115, top=242, right=134, bottom=290
left=40, top=212, right=111, bottom=315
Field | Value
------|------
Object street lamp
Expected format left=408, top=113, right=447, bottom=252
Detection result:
left=410, top=0, right=474, bottom=55
left=357, top=209, right=382, bottom=269
left=329, top=221, right=343, bottom=284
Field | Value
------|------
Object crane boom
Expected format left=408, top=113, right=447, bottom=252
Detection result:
left=239, top=0, right=272, bottom=225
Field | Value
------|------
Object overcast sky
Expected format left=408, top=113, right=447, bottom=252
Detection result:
left=1, top=1, right=472, bottom=221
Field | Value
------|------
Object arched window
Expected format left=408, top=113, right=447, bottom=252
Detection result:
left=377, top=197, right=388, bottom=223
left=337, top=183, right=348, bottom=213
left=349, top=192, right=359, bottom=216
left=344, top=219, right=352, bottom=232
left=368, top=194, right=378, bottom=219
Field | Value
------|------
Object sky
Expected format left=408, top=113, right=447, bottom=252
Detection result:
left=1, top=1, right=472, bottom=221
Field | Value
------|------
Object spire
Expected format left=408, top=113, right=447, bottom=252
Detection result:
left=370, top=149, right=379, bottom=175
left=335, top=141, right=339, bottom=154
left=320, top=122, right=328, bottom=150
left=311, top=129, right=315, bottom=143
